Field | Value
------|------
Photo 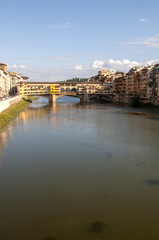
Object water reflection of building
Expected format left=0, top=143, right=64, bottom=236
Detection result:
left=19, top=106, right=47, bottom=123
left=0, top=122, right=18, bottom=167
left=0, top=98, right=80, bottom=164
left=0, top=101, right=51, bottom=163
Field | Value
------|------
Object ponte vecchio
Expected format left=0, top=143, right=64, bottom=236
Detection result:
left=17, top=81, right=112, bottom=103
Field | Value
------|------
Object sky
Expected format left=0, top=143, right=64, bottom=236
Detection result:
left=1, top=0, right=159, bottom=81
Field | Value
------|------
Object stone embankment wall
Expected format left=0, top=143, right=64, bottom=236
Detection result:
left=113, top=94, right=159, bottom=105
left=0, top=96, right=21, bottom=113
left=113, top=95, right=130, bottom=104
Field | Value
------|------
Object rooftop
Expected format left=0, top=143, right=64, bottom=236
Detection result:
left=27, top=82, right=103, bottom=85
left=0, top=63, right=7, bottom=66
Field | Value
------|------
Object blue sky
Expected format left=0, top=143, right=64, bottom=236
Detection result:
left=1, top=0, right=159, bottom=81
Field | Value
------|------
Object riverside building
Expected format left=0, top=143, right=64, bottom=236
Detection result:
left=0, top=62, right=29, bottom=98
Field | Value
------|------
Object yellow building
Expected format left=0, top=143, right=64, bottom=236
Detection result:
left=50, top=84, right=61, bottom=94
left=18, top=82, right=61, bottom=98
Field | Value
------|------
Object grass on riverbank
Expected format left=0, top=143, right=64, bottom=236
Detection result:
left=0, top=97, right=37, bottom=129
left=23, top=97, right=38, bottom=102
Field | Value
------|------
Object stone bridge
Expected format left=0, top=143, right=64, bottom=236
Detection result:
left=18, top=81, right=113, bottom=103
left=38, top=91, right=80, bottom=103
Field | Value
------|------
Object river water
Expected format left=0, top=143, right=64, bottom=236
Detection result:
left=0, top=96, right=159, bottom=240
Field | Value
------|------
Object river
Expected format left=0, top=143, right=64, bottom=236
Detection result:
left=0, top=96, right=159, bottom=240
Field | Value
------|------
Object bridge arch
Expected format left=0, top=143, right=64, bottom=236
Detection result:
left=50, top=92, right=80, bottom=103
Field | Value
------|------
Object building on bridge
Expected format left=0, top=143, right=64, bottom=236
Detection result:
left=17, top=81, right=108, bottom=102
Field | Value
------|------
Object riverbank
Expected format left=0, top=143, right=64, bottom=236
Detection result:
left=0, top=97, right=37, bottom=129
left=94, top=95, right=159, bottom=109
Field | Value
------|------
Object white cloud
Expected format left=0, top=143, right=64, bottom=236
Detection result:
left=91, top=58, right=158, bottom=73
left=52, top=56, right=76, bottom=61
left=102, top=58, right=159, bottom=72
left=7, top=58, right=159, bottom=82
left=65, top=22, right=71, bottom=26
left=145, top=59, right=159, bottom=65
left=8, top=64, right=27, bottom=69
left=126, top=35, right=159, bottom=48
left=8, top=56, right=76, bottom=62
left=47, top=22, right=71, bottom=29
left=21, top=66, right=95, bottom=82
left=24, top=59, right=139, bottom=81
left=91, top=60, right=105, bottom=69
left=122, top=59, right=130, bottom=64
left=74, top=64, right=83, bottom=70
left=139, top=18, right=148, bottom=22
left=106, top=59, right=140, bottom=72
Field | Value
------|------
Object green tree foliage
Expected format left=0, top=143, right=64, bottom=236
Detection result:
left=66, top=77, right=88, bottom=82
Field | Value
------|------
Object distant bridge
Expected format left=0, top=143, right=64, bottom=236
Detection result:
left=18, top=81, right=113, bottom=103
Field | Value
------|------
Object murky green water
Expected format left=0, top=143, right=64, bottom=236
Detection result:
left=1, top=96, right=159, bottom=240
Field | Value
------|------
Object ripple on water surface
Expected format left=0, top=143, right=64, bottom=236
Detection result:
left=0, top=98, right=159, bottom=240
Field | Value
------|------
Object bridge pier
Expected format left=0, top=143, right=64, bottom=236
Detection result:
left=49, top=94, right=56, bottom=103
left=80, top=93, right=89, bottom=103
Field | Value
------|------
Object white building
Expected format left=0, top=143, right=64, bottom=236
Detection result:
left=0, top=63, right=10, bottom=97
left=0, top=69, right=6, bottom=97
